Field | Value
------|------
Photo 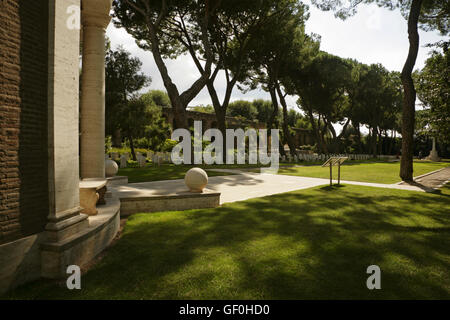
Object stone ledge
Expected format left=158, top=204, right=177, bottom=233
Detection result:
left=45, top=213, right=89, bottom=243
left=119, top=190, right=221, bottom=216
left=0, top=232, right=45, bottom=295
left=40, top=197, right=120, bottom=279
left=106, top=175, right=128, bottom=186
left=41, top=197, right=120, bottom=252
left=120, top=190, right=220, bottom=202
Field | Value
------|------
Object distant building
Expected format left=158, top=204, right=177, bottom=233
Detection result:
left=292, top=128, right=316, bottom=148
left=161, top=107, right=267, bottom=132
left=162, top=108, right=316, bottom=149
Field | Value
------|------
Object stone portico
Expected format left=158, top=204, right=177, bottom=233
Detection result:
left=0, top=0, right=119, bottom=293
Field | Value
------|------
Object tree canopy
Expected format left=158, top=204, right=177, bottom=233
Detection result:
left=311, top=0, right=449, bottom=35
left=310, top=0, right=449, bottom=180
left=108, top=0, right=448, bottom=165
left=105, top=44, right=150, bottom=137
left=415, top=43, right=450, bottom=144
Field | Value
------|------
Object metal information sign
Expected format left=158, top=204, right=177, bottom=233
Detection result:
left=322, top=157, right=348, bottom=186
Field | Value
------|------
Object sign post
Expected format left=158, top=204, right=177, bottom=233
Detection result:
left=322, top=157, right=348, bottom=186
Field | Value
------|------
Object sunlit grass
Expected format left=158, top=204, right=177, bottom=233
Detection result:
left=118, top=163, right=268, bottom=183
left=275, top=161, right=448, bottom=184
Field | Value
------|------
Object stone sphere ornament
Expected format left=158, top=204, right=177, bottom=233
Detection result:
left=105, top=159, right=119, bottom=177
left=185, top=168, right=208, bottom=193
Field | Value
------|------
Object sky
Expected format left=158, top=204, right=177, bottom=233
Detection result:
left=106, top=1, right=447, bottom=112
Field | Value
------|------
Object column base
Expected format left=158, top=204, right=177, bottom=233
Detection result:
left=45, top=207, right=89, bottom=242
left=427, top=150, right=441, bottom=162
left=41, top=196, right=120, bottom=279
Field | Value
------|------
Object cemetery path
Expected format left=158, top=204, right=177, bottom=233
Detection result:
left=398, top=166, right=450, bottom=191
left=111, top=169, right=429, bottom=207
left=206, top=169, right=428, bottom=202
left=110, top=171, right=327, bottom=205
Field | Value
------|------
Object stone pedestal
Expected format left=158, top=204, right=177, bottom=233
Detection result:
left=427, top=137, right=441, bottom=162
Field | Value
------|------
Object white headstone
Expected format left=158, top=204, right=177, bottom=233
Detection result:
left=120, top=154, right=128, bottom=168
left=137, top=153, right=146, bottom=167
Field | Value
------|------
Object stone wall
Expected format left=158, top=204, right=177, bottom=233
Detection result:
left=162, top=107, right=266, bottom=131
left=293, top=128, right=316, bottom=147
left=0, top=0, right=49, bottom=245
left=162, top=108, right=316, bottom=149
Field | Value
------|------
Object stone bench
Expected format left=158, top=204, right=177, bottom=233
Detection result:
left=79, top=179, right=107, bottom=215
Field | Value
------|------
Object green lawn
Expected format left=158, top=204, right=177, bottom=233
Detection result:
left=5, top=184, right=450, bottom=299
left=118, top=164, right=269, bottom=183
left=118, top=160, right=448, bottom=184
left=276, top=161, right=448, bottom=184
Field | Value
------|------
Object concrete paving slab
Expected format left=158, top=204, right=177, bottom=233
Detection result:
left=111, top=169, right=427, bottom=207
left=399, top=167, right=450, bottom=190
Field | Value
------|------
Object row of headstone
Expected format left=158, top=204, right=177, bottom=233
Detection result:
left=108, top=150, right=376, bottom=167
left=109, top=152, right=120, bottom=160
left=120, top=153, right=129, bottom=168
left=150, top=152, right=171, bottom=166
left=136, top=152, right=147, bottom=167
left=280, top=153, right=372, bottom=163
left=105, top=151, right=174, bottom=169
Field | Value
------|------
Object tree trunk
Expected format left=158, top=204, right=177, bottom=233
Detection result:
left=354, top=122, right=361, bottom=153
left=112, top=128, right=122, bottom=148
left=216, top=110, right=227, bottom=163
left=318, top=116, right=329, bottom=154
left=378, top=130, right=383, bottom=155
left=150, top=30, right=187, bottom=129
left=328, top=120, right=337, bottom=140
left=400, top=0, right=423, bottom=182
left=268, top=85, right=287, bottom=156
left=276, top=84, right=296, bottom=155
left=171, top=100, right=188, bottom=129
left=338, top=119, right=351, bottom=140
left=372, top=127, right=378, bottom=158
left=129, top=135, right=136, bottom=161
left=307, top=110, right=322, bottom=152
left=206, top=76, right=232, bottom=163
left=268, top=86, right=279, bottom=130
left=279, top=143, right=286, bottom=157
left=148, top=23, right=209, bottom=130
left=326, top=120, right=338, bottom=153
left=388, top=130, right=393, bottom=155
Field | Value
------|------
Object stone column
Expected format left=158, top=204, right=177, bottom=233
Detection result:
left=46, top=0, right=88, bottom=242
left=80, top=0, right=112, bottom=179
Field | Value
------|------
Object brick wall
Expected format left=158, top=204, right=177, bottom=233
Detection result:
left=0, top=0, right=49, bottom=244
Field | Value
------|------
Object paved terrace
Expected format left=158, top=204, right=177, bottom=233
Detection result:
left=110, top=169, right=429, bottom=205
